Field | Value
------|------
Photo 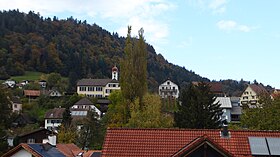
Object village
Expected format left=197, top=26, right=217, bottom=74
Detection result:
left=2, top=65, right=280, bottom=156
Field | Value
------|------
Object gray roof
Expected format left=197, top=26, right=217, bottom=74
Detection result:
left=28, top=143, right=65, bottom=157
left=214, top=97, right=232, bottom=108
left=77, top=79, right=118, bottom=86
left=44, top=108, right=65, bottom=119
left=75, top=98, right=93, bottom=106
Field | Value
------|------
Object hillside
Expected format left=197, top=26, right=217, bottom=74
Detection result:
left=0, top=10, right=208, bottom=92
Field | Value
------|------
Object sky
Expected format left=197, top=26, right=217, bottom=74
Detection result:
left=1, top=0, right=280, bottom=88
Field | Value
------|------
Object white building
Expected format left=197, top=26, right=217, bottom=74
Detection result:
left=77, top=66, right=120, bottom=98
left=214, top=97, right=232, bottom=122
left=158, top=79, right=179, bottom=98
left=71, top=97, right=102, bottom=117
left=240, top=84, right=268, bottom=108
left=44, top=108, right=65, bottom=131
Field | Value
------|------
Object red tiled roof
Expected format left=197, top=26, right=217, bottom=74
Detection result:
left=102, top=128, right=280, bottom=157
left=24, top=90, right=41, bottom=97
left=208, top=82, right=223, bottom=93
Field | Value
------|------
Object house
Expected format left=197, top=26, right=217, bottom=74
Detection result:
left=71, top=98, right=102, bottom=117
left=158, top=79, right=179, bottom=98
left=230, top=97, right=242, bottom=122
left=3, top=79, right=16, bottom=88
left=44, top=108, right=65, bottom=131
left=24, top=90, right=41, bottom=99
left=10, top=96, right=22, bottom=113
left=16, top=128, right=53, bottom=145
left=240, top=84, right=268, bottom=108
left=208, top=82, right=225, bottom=96
left=12, top=113, right=36, bottom=127
left=77, top=66, right=120, bottom=98
left=192, top=81, right=225, bottom=96
left=214, top=97, right=232, bottom=122
left=39, top=80, right=47, bottom=88
left=271, top=89, right=280, bottom=100
left=102, top=128, right=280, bottom=157
left=3, top=139, right=101, bottom=157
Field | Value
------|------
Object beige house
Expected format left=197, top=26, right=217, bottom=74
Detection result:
left=240, top=84, right=268, bottom=108
left=76, top=66, right=120, bottom=98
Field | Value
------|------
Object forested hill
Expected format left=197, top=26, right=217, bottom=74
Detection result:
left=0, top=10, right=208, bottom=91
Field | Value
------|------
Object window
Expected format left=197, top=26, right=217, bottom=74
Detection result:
left=106, top=89, right=111, bottom=93
left=47, top=120, right=51, bottom=124
left=79, top=86, right=86, bottom=91
left=167, top=81, right=170, bottom=85
left=88, top=86, right=94, bottom=91
left=27, top=138, right=35, bottom=143
left=173, top=87, right=175, bottom=90
left=96, top=94, right=103, bottom=98
left=96, top=87, right=102, bottom=91
left=14, top=104, right=17, bottom=108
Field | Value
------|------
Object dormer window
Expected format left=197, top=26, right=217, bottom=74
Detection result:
left=167, top=82, right=170, bottom=85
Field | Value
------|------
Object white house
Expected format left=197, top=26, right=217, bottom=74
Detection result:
left=44, top=108, right=65, bottom=131
left=240, top=84, right=268, bottom=108
left=214, top=97, right=232, bottom=122
left=71, top=97, right=102, bottom=117
left=77, top=66, right=120, bottom=98
left=158, top=79, right=179, bottom=98
left=3, top=79, right=16, bottom=88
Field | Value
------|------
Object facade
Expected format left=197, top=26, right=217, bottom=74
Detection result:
left=3, top=79, right=16, bottom=88
left=77, top=66, right=120, bottom=98
left=102, top=128, right=280, bottom=157
left=71, top=97, right=102, bottom=117
left=16, top=128, right=52, bottom=144
left=158, top=79, right=179, bottom=98
left=44, top=108, right=65, bottom=131
left=240, top=84, right=268, bottom=108
left=214, top=97, right=232, bottom=122
left=10, top=96, right=22, bottom=113
left=230, top=97, right=242, bottom=122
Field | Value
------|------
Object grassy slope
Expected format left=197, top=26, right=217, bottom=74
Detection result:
left=10, top=71, right=44, bottom=82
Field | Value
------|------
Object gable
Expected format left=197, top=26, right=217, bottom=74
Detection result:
left=172, top=136, right=232, bottom=157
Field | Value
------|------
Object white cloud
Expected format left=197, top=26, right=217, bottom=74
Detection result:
left=0, top=0, right=175, bottom=48
left=177, top=37, right=193, bottom=48
left=217, top=20, right=253, bottom=32
left=187, top=0, right=228, bottom=14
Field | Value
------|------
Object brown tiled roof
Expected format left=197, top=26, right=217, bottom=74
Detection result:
left=102, top=128, right=280, bottom=157
left=77, top=79, right=117, bottom=86
left=57, top=143, right=100, bottom=157
left=75, top=98, right=93, bottom=106
left=44, top=108, right=65, bottom=119
left=249, top=84, right=268, bottom=95
left=24, top=90, right=41, bottom=97
left=208, top=82, right=223, bottom=93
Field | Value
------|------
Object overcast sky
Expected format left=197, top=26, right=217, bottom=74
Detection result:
left=1, top=0, right=280, bottom=88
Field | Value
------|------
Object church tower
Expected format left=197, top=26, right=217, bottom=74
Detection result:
left=112, top=65, right=118, bottom=80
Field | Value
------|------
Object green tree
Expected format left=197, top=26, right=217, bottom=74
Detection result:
left=174, top=82, right=223, bottom=129
left=76, top=110, right=102, bottom=150
left=127, top=94, right=173, bottom=128
left=57, top=125, right=77, bottom=144
left=120, top=26, right=148, bottom=110
left=0, top=86, right=11, bottom=155
left=104, top=90, right=129, bottom=127
left=46, top=72, right=62, bottom=89
left=241, top=97, right=280, bottom=130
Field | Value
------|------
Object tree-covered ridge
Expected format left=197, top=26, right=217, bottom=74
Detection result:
left=0, top=10, right=208, bottom=92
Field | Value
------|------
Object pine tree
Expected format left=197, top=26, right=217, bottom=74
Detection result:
left=174, top=82, right=222, bottom=129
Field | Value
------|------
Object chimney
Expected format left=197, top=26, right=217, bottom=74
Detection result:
left=221, top=120, right=230, bottom=138
left=48, top=135, right=57, bottom=146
